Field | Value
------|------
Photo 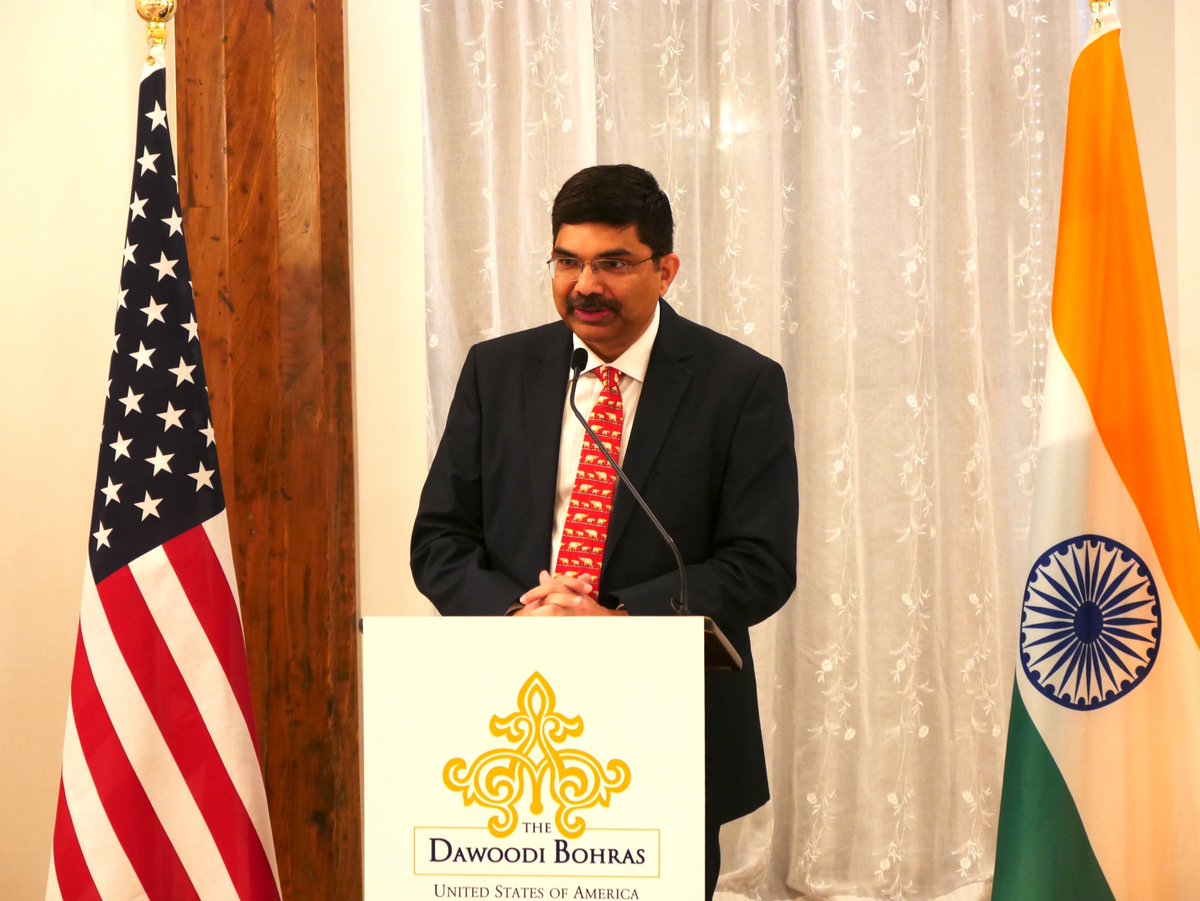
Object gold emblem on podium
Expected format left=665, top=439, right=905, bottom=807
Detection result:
left=443, top=672, right=631, bottom=839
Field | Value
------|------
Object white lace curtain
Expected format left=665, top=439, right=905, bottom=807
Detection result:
left=421, top=2, right=1083, bottom=897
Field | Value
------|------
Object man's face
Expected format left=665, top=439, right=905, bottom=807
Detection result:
left=551, top=222, right=680, bottom=362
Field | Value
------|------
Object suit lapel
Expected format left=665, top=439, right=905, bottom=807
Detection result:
left=524, top=329, right=573, bottom=546
left=606, top=302, right=694, bottom=556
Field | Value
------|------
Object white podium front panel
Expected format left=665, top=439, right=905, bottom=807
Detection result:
left=363, top=616, right=704, bottom=900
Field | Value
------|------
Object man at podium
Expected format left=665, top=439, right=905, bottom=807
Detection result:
left=411, top=164, right=798, bottom=899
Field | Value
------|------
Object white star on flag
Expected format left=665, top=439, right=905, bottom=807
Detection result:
left=169, top=358, right=197, bottom=386
left=109, top=433, right=132, bottom=460
left=92, top=523, right=112, bottom=549
left=189, top=462, right=216, bottom=491
left=145, top=100, right=168, bottom=130
left=150, top=251, right=178, bottom=281
left=157, top=402, right=186, bottom=431
left=146, top=446, right=174, bottom=475
left=133, top=491, right=163, bottom=520
left=118, top=387, right=144, bottom=415
left=142, top=297, right=168, bottom=324
left=122, top=239, right=138, bottom=266
left=163, top=209, right=183, bottom=236
left=182, top=314, right=199, bottom=342
left=130, top=193, right=149, bottom=221
left=100, top=478, right=123, bottom=506
left=129, top=341, right=156, bottom=370
left=137, top=146, right=160, bottom=174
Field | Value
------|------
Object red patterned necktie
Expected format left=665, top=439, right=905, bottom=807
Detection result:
left=555, top=365, right=623, bottom=591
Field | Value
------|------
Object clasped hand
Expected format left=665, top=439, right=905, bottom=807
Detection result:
left=514, top=570, right=626, bottom=616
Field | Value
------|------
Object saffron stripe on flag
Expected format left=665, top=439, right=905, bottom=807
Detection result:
left=95, top=566, right=280, bottom=901
left=1050, top=27, right=1200, bottom=648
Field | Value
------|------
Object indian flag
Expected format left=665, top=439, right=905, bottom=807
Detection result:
left=992, top=6, right=1200, bottom=900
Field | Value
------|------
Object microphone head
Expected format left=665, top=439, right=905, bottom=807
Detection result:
left=570, top=347, right=589, bottom=377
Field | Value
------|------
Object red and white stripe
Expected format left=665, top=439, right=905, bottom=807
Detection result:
left=48, top=512, right=280, bottom=900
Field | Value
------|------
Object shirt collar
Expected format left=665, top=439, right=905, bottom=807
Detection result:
left=571, top=301, right=660, bottom=383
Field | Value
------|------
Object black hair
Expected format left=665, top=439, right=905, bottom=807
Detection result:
left=551, top=164, right=674, bottom=258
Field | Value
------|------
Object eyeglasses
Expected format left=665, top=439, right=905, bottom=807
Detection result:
left=546, top=255, right=657, bottom=281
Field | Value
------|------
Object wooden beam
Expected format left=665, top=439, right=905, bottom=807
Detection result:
left=174, top=2, right=360, bottom=896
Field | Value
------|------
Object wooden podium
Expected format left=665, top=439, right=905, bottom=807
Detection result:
left=362, top=616, right=705, bottom=899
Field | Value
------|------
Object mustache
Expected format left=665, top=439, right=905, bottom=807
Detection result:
left=566, top=294, right=617, bottom=314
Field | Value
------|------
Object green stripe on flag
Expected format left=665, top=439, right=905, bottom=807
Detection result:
left=993, top=680, right=1115, bottom=901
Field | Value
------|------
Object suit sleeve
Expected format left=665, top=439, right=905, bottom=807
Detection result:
left=410, top=347, right=525, bottom=616
left=607, top=361, right=798, bottom=629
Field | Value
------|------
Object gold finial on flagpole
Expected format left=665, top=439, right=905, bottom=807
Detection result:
left=136, top=0, right=177, bottom=64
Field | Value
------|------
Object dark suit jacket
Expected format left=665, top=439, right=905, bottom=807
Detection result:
left=411, top=300, right=798, bottom=825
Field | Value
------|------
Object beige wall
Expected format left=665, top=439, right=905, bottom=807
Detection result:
left=1174, top=4, right=1200, bottom=464
left=1122, top=0, right=1177, bottom=348
left=0, top=8, right=146, bottom=899
left=1122, top=0, right=1200, bottom=493
left=3, top=2, right=1197, bottom=897
left=347, top=0, right=432, bottom=618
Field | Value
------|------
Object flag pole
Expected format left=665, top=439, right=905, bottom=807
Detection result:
left=135, top=0, right=177, bottom=64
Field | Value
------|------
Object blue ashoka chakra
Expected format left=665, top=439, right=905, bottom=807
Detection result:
left=1020, top=534, right=1161, bottom=711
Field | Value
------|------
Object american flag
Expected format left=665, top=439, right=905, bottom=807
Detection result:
left=47, top=47, right=280, bottom=900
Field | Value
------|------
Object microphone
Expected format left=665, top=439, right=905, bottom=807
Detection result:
left=569, top=346, right=689, bottom=615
